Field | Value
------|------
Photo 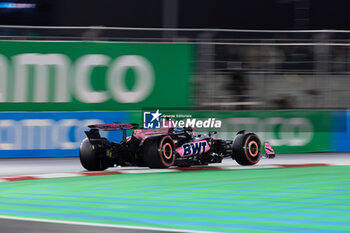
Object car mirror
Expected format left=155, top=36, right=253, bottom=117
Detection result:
left=209, top=131, right=217, bottom=137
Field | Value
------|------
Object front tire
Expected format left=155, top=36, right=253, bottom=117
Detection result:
left=79, top=138, right=108, bottom=171
left=143, top=135, right=175, bottom=168
left=232, top=131, right=262, bottom=166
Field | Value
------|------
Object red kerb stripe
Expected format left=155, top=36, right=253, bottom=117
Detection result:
left=3, top=176, right=39, bottom=181
left=80, top=171, right=124, bottom=176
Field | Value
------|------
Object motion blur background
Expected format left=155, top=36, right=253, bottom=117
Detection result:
left=2, top=0, right=350, bottom=110
left=0, top=0, right=350, bottom=156
left=1, top=1, right=350, bottom=233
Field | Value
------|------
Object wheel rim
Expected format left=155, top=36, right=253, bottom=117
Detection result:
left=243, top=135, right=261, bottom=164
left=248, top=141, right=258, bottom=157
left=158, top=136, right=175, bottom=167
left=162, top=142, right=173, bottom=160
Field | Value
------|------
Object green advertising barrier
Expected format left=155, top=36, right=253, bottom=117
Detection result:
left=0, top=41, right=192, bottom=111
left=131, top=110, right=332, bottom=153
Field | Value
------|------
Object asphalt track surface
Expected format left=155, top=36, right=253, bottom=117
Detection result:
left=0, top=218, right=171, bottom=233
left=1, top=153, right=350, bottom=178
left=0, top=153, right=349, bottom=233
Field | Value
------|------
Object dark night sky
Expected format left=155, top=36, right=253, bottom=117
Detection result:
left=2, top=0, right=350, bottom=29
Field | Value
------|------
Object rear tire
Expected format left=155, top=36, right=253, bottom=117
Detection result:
left=232, top=131, right=262, bottom=166
left=143, top=135, right=175, bottom=168
left=79, top=138, right=108, bottom=171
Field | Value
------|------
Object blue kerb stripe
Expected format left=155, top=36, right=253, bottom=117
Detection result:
left=0, top=200, right=349, bottom=227
left=2, top=189, right=349, bottom=206
left=1, top=209, right=349, bottom=233
left=1, top=196, right=349, bottom=219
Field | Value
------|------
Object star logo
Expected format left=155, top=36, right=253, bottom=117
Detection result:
left=143, top=109, right=162, bottom=129
left=150, top=109, right=161, bottom=122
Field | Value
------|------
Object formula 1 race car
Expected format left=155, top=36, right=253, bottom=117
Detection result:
left=79, top=122, right=275, bottom=171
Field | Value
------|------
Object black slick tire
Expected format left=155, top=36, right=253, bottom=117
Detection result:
left=79, top=138, right=108, bottom=171
left=143, top=135, right=175, bottom=168
left=232, top=131, right=262, bottom=166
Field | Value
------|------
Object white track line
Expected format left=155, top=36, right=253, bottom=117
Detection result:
left=223, top=165, right=281, bottom=170
left=34, top=173, right=85, bottom=179
left=0, top=215, right=222, bottom=233
left=121, top=169, right=179, bottom=174
left=329, top=162, right=350, bottom=166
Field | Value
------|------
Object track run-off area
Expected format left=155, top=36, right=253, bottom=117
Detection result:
left=0, top=153, right=349, bottom=233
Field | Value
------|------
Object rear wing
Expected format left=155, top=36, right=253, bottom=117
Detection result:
left=88, top=122, right=140, bottom=131
left=87, top=122, right=141, bottom=142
